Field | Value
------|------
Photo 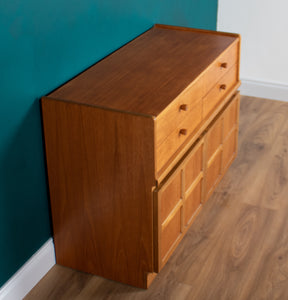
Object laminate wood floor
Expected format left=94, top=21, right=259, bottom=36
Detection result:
left=26, top=96, right=288, bottom=300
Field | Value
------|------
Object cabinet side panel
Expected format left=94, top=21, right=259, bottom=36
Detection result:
left=41, top=98, right=155, bottom=288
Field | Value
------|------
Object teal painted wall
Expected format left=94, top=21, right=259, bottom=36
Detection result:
left=0, top=0, right=217, bottom=287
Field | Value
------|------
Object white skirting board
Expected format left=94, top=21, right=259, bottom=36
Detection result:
left=0, top=238, right=55, bottom=300
left=240, top=78, right=288, bottom=102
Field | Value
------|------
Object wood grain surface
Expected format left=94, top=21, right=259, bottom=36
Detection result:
left=49, top=26, right=239, bottom=117
left=41, top=99, right=156, bottom=288
left=27, top=95, right=288, bottom=299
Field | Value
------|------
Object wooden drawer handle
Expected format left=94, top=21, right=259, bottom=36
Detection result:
left=179, top=104, right=188, bottom=111
left=220, top=84, right=227, bottom=90
left=220, top=62, right=228, bottom=69
left=179, top=129, right=187, bottom=135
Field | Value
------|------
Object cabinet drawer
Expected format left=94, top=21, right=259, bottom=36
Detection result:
left=155, top=77, right=204, bottom=147
left=203, top=42, right=239, bottom=94
left=203, top=64, right=238, bottom=119
left=155, top=43, right=238, bottom=150
left=154, top=63, right=239, bottom=175
left=155, top=43, right=239, bottom=176
left=156, top=97, right=202, bottom=173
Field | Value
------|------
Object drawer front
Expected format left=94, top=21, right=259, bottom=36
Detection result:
left=156, top=97, right=202, bottom=173
left=203, top=64, right=238, bottom=120
left=155, top=77, right=204, bottom=147
left=155, top=62, right=239, bottom=177
left=204, top=42, right=239, bottom=94
left=155, top=41, right=238, bottom=150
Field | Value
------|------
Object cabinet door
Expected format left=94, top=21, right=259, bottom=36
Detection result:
left=154, top=139, right=204, bottom=272
left=204, top=92, right=239, bottom=200
left=154, top=169, right=183, bottom=272
left=222, top=93, right=239, bottom=172
left=205, top=115, right=223, bottom=200
left=183, top=140, right=204, bottom=227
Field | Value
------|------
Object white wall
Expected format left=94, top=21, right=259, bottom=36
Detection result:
left=217, top=0, right=288, bottom=101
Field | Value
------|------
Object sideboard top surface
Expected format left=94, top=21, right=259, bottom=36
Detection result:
left=48, top=24, right=239, bottom=117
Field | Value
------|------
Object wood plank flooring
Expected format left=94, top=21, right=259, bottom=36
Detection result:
left=25, top=96, right=288, bottom=300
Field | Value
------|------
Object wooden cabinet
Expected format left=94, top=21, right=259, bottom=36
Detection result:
left=41, top=24, right=241, bottom=288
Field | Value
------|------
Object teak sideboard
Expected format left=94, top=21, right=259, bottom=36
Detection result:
left=42, top=24, right=241, bottom=288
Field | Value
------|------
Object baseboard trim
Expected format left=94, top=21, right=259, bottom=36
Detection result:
left=0, top=238, right=55, bottom=300
left=240, top=78, right=288, bottom=102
